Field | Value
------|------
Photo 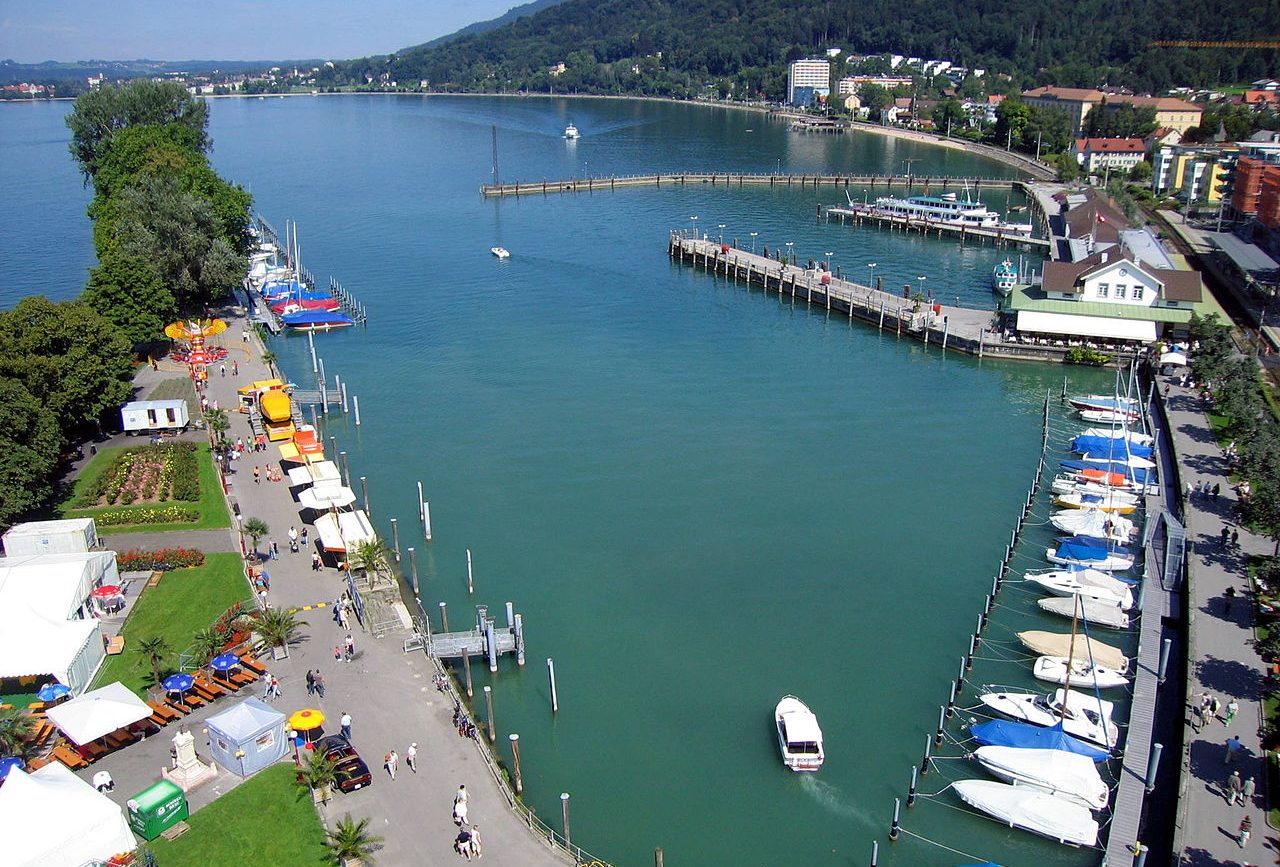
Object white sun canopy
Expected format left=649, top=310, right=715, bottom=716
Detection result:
left=287, top=460, right=342, bottom=488
left=314, top=510, right=377, bottom=553
left=0, top=762, right=136, bottom=867
left=46, top=680, right=153, bottom=745
left=297, top=485, right=358, bottom=511
left=1017, top=311, right=1158, bottom=342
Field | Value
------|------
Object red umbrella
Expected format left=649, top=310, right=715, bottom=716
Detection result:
left=91, top=585, right=123, bottom=599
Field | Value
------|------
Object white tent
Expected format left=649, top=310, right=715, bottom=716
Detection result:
left=47, top=681, right=153, bottom=745
left=287, top=460, right=342, bottom=489
left=314, top=510, right=377, bottom=553
left=297, top=485, right=357, bottom=511
left=0, top=762, right=136, bottom=867
left=206, top=698, right=288, bottom=777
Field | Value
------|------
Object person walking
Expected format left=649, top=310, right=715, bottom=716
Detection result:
left=232, top=360, right=239, bottom=376
left=1228, top=769, right=1244, bottom=805
left=384, top=750, right=398, bottom=780
left=1239, top=814, right=1252, bottom=848
left=406, top=742, right=418, bottom=773
left=1210, top=695, right=1222, bottom=721
left=1222, top=525, right=1231, bottom=546
left=1232, top=528, right=1240, bottom=547
left=1225, top=734, right=1243, bottom=763
left=455, top=784, right=468, bottom=807
left=1225, top=585, right=1237, bottom=615
left=1243, top=775, right=1256, bottom=804
left=220, top=362, right=226, bottom=377
left=313, top=670, right=326, bottom=699
left=288, top=526, right=298, bottom=547
left=1226, top=699, right=1239, bottom=725
left=242, top=328, right=249, bottom=343
left=270, top=539, right=279, bottom=560
left=1213, top=482, right=1221, bottom=500
left=469, top=825, right=482, bottom=859
left=305, top=670, right=316, bottom=695
left=269, top=675, right=281, bottom=700
left=340, top=712, right=352, bottom=740
left=344, top=633, right=355, bottom=662
left=1192, top=702, right=1205, bottom=733
left=253, top=465, right=260, bottom=485
left=312, top=552, right=322, bottom=571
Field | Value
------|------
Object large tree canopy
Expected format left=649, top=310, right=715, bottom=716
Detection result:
left=80, top=252, right=177, bottom=348
left=66, top=80, right=210, bottom=180
left=0, top=378, right=61, bottom=530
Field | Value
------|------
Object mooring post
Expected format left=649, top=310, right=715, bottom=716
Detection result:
left=338, top=451, right=349, bottom=486
left=360, top=476, right=369, bottom=517
left=907, top=766, right=918, bottom=806
left=353, top=394, right=361, bottom=426
left=870, top=840, right=878, bottom=867
left=975, top=613, right=983, bottom=637
left=956, top=656, right=966, bottom=695
left=467, top=549, right=474, bottom=595
left=485, top=618, right=498, bottom=672
left=439, top=601, right=449, bottom=632
left=1134, top=843, right=1149, bottom=867
left=505, top=602, right=514, bottom=628
left=889, top=798, right=900, bottom=841
left=966, top=635, right=976, bottom=670
left=1146, top=743, right=1163, bottom=792
left=483, top=685, right=496, bottom=743
left=424, top=502, right=433, bottom=541
left=935, top=706, right=945, bottom=745
left=408, top=547, right=418, bottom=594
left=341, top=380, right=349, bottom=414
left=391, top=518, right=400, bottom=561
left=921, top=734, right=932, bottom=775
left=309, top=330, right=318, bottom=373
left=561, top=792, right=571, bottom=850
left=514, top=613, right=526, bottom=665
left=417, top=481, right=424, bottom=522
left=462, top=651, right=474, bottom=698
left=1158, top=637, right=1172, bottom=683
left=509, top=734, right=523, bottom=794
left=655, top=848, right=664, bottom=867
left=334, top=374, right=341, bottom=411
left=548, top=658, right=559, bottom=712
left=945, top=681, right=955, bottom=718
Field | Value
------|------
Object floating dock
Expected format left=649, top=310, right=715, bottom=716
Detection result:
left=824, top=205, right=1051, bottom=252
left=481, top=173, right=1028, bottom=198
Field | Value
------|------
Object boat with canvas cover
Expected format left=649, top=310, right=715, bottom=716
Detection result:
left=1025, top=571, right=1134, bottom=609
left=1067, top=394, right=1138, bottom=414
left=1080, top=427, right=1153, bottom=447
left=973, top=746, right=1109, bottom=811
left=1061, top=459, right=1154, bottom=484
left=1079, top=408, right=1139, bottom=424
left=281, top=310, right=355, bottom=331
left=1051, top=476, right=1144, bottom=499
left=952, top=779, right=1099, bottom=846
left=970, top=719, right=1110, bottom=762
left=774, top=695, right=824, bottom=771
left=1033, top=656, right=1130, bottom=690
left=1055, top=467, right=1136, bottom=489
left=1071, top=435, right=1153, bottom=459
left=1078, top=452, right=1155, bottom=471
left=1053, top=490, right=1138, bottom=514
left=1017, top=631, right=1127, bottom=671
left=1049, top=508, right=1135, bottom=541
left=1047, top=537, right=1134, bottom=571
left=1038, top=597, right=1130, bottom=629
left=978, top=688, right=1117, bottom=748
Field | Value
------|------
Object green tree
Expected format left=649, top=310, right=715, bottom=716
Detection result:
left=246, top=608, right=308, bottom=658
left=135, top=636, right=173, bottom=689
left=858, top=83, right=889, bottom=119
left=324, top=814, right=384, bottom=866
left=992, top=99, right=1031, bottom=149
left=1129, top=160, right=1153, bottom=183
left=0, top=377, right=61, bottom=528
left=190, top=627, right=227, bottom=667
left=298, top=750, right=339, bottom=804
left=80, top=252, right=176, bottom=348
left=0, top=707, right=36, bottom=758
left=0, top=296, right=135, bottom=441
left=348, top=539, right=390, bottom=587
left=66, top=80, right=209, bottom=180
left=242, top=517, right=269, bottom=559
left=934, top=98, right=966, bottom=135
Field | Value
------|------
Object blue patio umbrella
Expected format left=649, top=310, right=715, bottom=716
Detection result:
left=0, top=756, right=24, bottom=780
left=36, top=683, right=71, bottom=703
left=163, top=672, right=196, bottom=706
left=209, top=653, right=240, bottom=684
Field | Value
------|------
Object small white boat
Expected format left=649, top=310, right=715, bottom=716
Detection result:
left=1026, top=566, right=1134, bottom=596
left=1049, top=508, right=1135, bottom=541
left=775, top=695, right=824, bottom=772
left=1079, top=453, right=1155, bottom=471
left=1051, top=476, right=1143, bottom=498
left=490, top=246, right=511, bottom=259
left=1033, top=656, right=1130, bottom=690
left=1046, top=545, right=1134, bottom=573
left=1079, top=408, right=1139, bottom=424
left=1038, top=597, right=1130, bottom=629
left=953, top=779, right=1099, bottom=846
left=973, top=746, right=1110, bottom=811
left=1080, top=427, right=1154, bottom=448
left=1053, top=490, right=1138, bottom=514
left=1068, top=394, right=1139, bottom=414
left=992, top=259, right=1018, bottom=296
left=1025, top=571, right=1134, bottom=610
left=1018, top=631, right=1127, bottom=671
left=979, top=688, right=1117, bottom=748
left=564, top=123, right=580, bottom=139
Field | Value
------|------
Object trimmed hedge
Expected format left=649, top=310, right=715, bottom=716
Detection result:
left=116, top=547, right=206, bottom=571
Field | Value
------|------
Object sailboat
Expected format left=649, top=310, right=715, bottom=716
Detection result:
left=970, top=719, right=1110, bottom=761
left=972, top=746, right=1110, bottom=811
left=1017, top=631, right=1127, bottom=671
left=1053, top=490, right=1139, bottom=514
left=1048, top=508, right=1135, bottom=541
left=1046, top=536, right=1135, bottom=571
left=1038, top=597, right=1130, bottom=629
left=1025, top=570, right=1134, bottom=609
left=952, top=780, right=1099, bottom=846
left=1079, top=427, right=1154, bottom=447
left=1033, top=656, right=1130, bottom=690
left=978, top=688, right=1118, bottom=748
left=1071, top=435, right=1153, bottom=459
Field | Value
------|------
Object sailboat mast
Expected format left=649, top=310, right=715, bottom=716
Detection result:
left=1061, top=594, right=1080, bottom=720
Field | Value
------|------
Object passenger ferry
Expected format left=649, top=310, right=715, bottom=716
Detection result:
left=993, top=259, right=1018, bottom=296
left=843, top=189, right=1033, bottom=235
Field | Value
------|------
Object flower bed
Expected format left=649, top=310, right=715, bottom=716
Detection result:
left=74, top=442, right=200, bottom=507
left=95, top=505, right=200, bottom=526
left=116, top=547, right=206, bottom=571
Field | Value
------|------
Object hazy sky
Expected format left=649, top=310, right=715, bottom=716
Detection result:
left=0, top=1, right=522, bottom=63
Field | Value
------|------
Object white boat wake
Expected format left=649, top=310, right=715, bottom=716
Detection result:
left=798, top=776, right=876, bottom=826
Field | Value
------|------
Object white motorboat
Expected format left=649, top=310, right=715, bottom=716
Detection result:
left=490, top=246, right=511, bottom=259
left=1051, top=476, right=1143, bottom=498
left=1025, top=571, right=1134, bottom=610
left=564, top=123, right=580, bottom=139
left=1079, top=408, right=1139, bottom=424
left=1033, top=656, right=1130, bottom=690
left=953, top=779, right=1099, bottom=846
left=1080, top=427, right=1154, bottom=448
left=1049, top=508, right=1135, bottom=541
left=839, top=189, right=1032, bottom=234
left=1068, top=394, right=1139, bottom=414
left=1046, top=542, right=1134, bottom=572
left=980, top=688, right=1117, bottom=748
left=1079, top=453, right=1155, bottom=471
left=1038, top=597, right=1130, bottom=629
left=1018, top=631, right=1127, bottom=671
left=973, top=746, right=1110, bottom=811
left=1053, top=490, right=1138, bottom=514
left=775, top=695, right=824, bottom=772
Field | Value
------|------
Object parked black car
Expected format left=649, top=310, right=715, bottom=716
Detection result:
left=314, top=735, right=372, bottom=792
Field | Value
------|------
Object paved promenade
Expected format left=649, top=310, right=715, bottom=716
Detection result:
left=79, top=306, right=571, bottom=866
left=1165, top=374, right=1278, bottom=865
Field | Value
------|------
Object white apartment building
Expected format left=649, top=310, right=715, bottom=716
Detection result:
left=788, top=59, right=831, bottom=106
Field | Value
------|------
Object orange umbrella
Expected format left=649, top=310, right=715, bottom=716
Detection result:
left=288, top=708, right=325, bottom=743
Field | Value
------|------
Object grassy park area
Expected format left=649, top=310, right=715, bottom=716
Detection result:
left=91, top=552, right=250, bottom=694
left=148, top=764, right=327, bottom=867
left=58, top=441, right=230, bottom=534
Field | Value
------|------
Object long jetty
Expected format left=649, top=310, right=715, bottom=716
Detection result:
left=482, top=172, right=1026, bottom=197
left=669, top=233, right=1139, bottom=366
left=823, top=205, right=1051, bottom=252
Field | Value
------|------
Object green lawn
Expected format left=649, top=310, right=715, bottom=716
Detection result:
left=58, top=441, right=231, bottom=534
left=91, top=553, right=251, bottom=695
left=148, top=764, right=328, bottom=867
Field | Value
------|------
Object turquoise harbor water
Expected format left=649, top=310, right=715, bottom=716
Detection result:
left=3, top=97, right=1125, bottom=866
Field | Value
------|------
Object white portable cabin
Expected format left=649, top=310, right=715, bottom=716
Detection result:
left=2, top=518, right=98, bottom=556
left=120, top=399, right=190, bottom=434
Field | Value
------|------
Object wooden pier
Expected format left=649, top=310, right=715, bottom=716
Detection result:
left=824, top=206, right=1051, bottom=252
left=408, top=604, right=527, bottom=672
left=253, top=216, right=369, bottom=326
left=481, top=173, right=1027, bottom=198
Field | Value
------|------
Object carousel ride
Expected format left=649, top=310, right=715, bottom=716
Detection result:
left=164, top=319, right=230, bottom=383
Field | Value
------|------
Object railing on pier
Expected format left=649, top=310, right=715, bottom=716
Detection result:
left=481, top=172, right=1030, bottom=198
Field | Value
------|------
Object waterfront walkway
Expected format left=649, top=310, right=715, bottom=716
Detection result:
left=1164, top=374, right=1277, bottom=865
left=78, top=306, right=572, bottom=866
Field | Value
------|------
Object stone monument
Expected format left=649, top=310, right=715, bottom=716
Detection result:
left=162, top=727, right=217, bottom=791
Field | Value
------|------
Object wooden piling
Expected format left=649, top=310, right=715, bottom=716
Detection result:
left=391, top=518, right=400, bottom=561
left=548, top=658, right=559, bottom=712
left=439, top=601, right=449, bottom=632
left=462, top=651, right=474, bottom=697
left=408, top=547, right=418, bottom=594
left=423, top=502, right=432, bottom=542
left=483, top=685, right=496, bottom=743
left=467, top=549, right=474, bottom=595
left=561, top=792, right=571, bottom=849
left=509, top=734, right=523, bottom=794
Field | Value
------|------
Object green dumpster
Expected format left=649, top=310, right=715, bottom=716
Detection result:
left=126, top=780, right=189, bottom=840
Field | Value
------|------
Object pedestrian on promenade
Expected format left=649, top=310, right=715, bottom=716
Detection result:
left=1186, top=481, right=1194, bottom=500
left=257, top=588, right=269, bottom=610
left=288, top=526, right=298, bottom=548
left=334, top=644, right=342, bottom=662
left=262, top=674, right=274, bottom=701
left=1239, top=814, right=1252, bottom=848
left=232, top=360, right=238, bottom=375
left=270, top=539, right=279, bottom=560
left=469, top=825, right=482, bottom=859
left=1228, top=769, right=1244, bottom=804
left=1192, top=703, right=1205, bottom=732
left=253, top=465, right=260, bottom=484
left=453, top=797, right=468, bottom=826
left=1225, top=585, right=1237, bottom=614
left=1222, top=525, right=1231, bottom=546
left=406, top=742, right=418, bottom=773
left=220, top=362, right=226, bottom=377
left=340, top=712, right=352, bottom=740
left=1226, top=734, right=1243, bottom=763
left=344, top=633, right=355, bottom=662
left=454, top=827, right=474, bottom=860
left=301, top=527, right=309, bottom=547
left=1244, top=776, right=1256, bottom=804
left=1213, top=483, right=1221, bottom=500
left=312, top=552, right=322, bottom=571
left=269, top=675, right=281, bottom=700
left=242, top=328, right=249, bottom=343
left=1227, top=699, right=1239, bottom=725
left=1232, top=528, right=1240, bottom=547
left=305, top=670, right=316, bottom=695
left=313, top=670, right=325, bottom=698
left=1211, top=695, right=1222, bottom=720
left=384, top=750, right=398, bottom=780
left=455, top=784, right=468, bottom=807
left=338, top=607, right=350, bottom=631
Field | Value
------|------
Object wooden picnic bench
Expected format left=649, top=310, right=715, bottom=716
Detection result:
left=238, top=655, right=268, bottom=676
left=52, top=744, right=88, bottom=769
left=166, top=693, right=205, bottom=712
left=78, top=741, right=107, bottom=761
left=148, top=701, right=181, bottom=723
left=106, top=636, right=126, bottom=655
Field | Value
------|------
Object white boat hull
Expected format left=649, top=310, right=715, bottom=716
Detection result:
left=775, top=695, right=824, bottom=772
left=1045, top=548, right=1134, bottom=572
left=1033, top=656, right=1129, bottom=690
left=1025, top=573, right=1133, bottom=609
left=953, top=779, right=1099, bottom=846
left=1080, top=428, right=1153, bottom=447
left=1018, top=631, right=1127, bottom=671
left=973, top=746, right=1110, bottom=811
left=979, top=689, right=1117, bottom=749
left=1049, top=508, right=1135, bottom=541
left=1038, top=597, right=1130, bottom=629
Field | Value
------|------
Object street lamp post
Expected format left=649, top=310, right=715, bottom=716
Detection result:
left=718, top=224, right=726, bottom=244
left=867, top=262, right=877, bottom=289
left=917, top=275, right=927, bottom=298
left=750, top=231, right=758, bottom=254
left=785, top=241, right=795, bottom=265
left=825, top=252, right=835, bottom=274
left=690, top=215, right=699, bottom=238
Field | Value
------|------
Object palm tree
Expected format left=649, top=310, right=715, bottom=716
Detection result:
left=135, top=636, right=173, bottom=689
left=206, top=407, right=231, bottom=451
left=0, top=707, right=36, bottom=758
left=242, top=517, right=269, bottom=561
left=190, top=626, right=227, bottom=667
left=297, top=749, right=339, bottom=804
left=324, top=814, right=383, bottom=867
left=261, top=350, right=278, bottom=377
left=347, top=539, right=390, bottom=588
left=247, top=608, right=308, bottom=658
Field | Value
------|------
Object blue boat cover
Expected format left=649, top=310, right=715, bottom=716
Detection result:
left=1060, top=459, right=1153, bottom=484
left=970, top=719, right=1109, bottom=761
left=1071, top=435, right=1152, bottom=459
left=269, top=289, right=333, bottom=303
left=1055, top=540, right=1120, bottom=562
left=282, top=310, right=354, bottom=326
left=1057, top=536, right=1132, bottom=554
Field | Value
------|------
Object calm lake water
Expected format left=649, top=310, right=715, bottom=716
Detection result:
left=2, top=96, right=1122, bottom=866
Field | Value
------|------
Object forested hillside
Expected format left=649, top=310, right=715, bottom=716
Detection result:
left=321, top=0, right=1278, bottom=98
